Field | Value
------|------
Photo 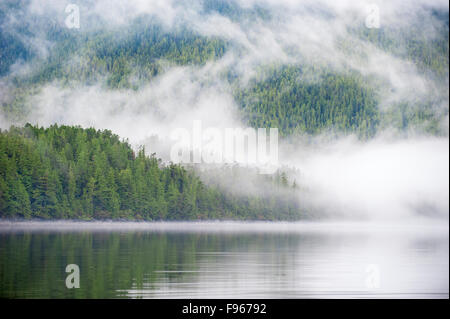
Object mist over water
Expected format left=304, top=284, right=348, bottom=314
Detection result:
left=0, top=220, right=448, bottom=233
left=284, top=136, right=450, bottom=220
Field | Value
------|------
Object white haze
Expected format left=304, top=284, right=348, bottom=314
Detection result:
left=0, top=0, right=448, bottom=221
left=283, top=136, right=449, bottom=220
left=0, top=220, right=448, bottom=235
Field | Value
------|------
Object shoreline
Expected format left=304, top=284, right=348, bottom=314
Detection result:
left=0, top=219, right=448, bottom=235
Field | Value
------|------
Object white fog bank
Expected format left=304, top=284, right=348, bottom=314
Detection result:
left=286, top=136, right=449, bottom=221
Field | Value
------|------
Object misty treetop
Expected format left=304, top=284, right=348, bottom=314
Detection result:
left=9, top=24, right=228, bottom=89
left=0, top=124, right=302, bottom=220
left=1, top=0, right=448, bottom=139
left=235, top=66, right=380, bottom=139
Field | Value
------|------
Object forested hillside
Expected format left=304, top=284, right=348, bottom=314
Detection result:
left=0, top=0, right=448, bottom=221
left=235, top=67, right=380, bottom=138
left=1, top=1, right=448, bottom=138
left=14, top=24, right=228, bottom=89
left=0, top=125, right=301, bottom=220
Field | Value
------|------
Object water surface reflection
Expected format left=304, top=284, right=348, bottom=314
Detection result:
left=0, top=221, right=448, bottom=298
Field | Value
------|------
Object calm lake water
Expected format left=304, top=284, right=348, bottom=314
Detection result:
left=0, top=221, right=448, bottom=298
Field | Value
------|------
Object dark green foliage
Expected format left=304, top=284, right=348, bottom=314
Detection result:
left=0, top=124, right=302, bottom=220
left=236, top=66, right=380, bottom=138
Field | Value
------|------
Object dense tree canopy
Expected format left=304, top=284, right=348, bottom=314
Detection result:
left=0, top=124, right=302, bottom=220
left=235, top=66, right=380, bottom=138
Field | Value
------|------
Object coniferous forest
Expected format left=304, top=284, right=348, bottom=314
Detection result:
left=0, top=0, right=448, bottom=220
left=0, top=124, right=301, bottom=220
